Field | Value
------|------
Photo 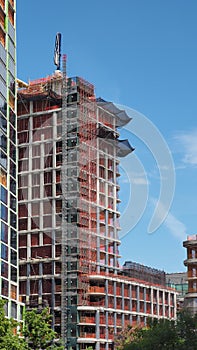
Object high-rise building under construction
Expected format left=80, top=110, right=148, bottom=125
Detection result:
left=0, top=0, right=23, bottom=322
left=17, top=58, right=177, bottom=349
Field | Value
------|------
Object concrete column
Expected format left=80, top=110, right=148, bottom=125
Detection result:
left=105, top=279, right=108, bottom=308
left=156, top=289, right=159, bottom=317
left=136, top=285, right=140, bottom=313
left=38, top=261, right=43, bottom=305
left=121, top=282, right=124, bottom=310
left=129, top=284, right=132, bottom=311
left=96, top=206, right=100, bottom=273
left=151, top=287, right=153, bottom=315
left=163, top=290, right=165, bottom=317
left=26, top=262, right=30, bottom=304
left=168, top=292, right=170, bottom=318
left=96, top=309, right=100, bottom=348
left=113, top=281, right=117, bottom=309
left=144, top=287, right=146, bottom=314
left=106, top=311, right=109, bottom=346
left=105, top=210, right=109, bottom=268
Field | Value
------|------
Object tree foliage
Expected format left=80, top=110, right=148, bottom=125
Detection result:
left=0, top=298, right=27, bottom=350
left=0, top=299, right=63, bottom=350
left=119, top=310, right=197, bottom=350
left=23, top=307, right=63, bottom=350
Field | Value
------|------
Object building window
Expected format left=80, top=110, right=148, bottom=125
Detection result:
left=1, top=203, right=7, bottom=221
left=0, top=185, right=7, bottom=204
left=43, top=201, right=52, bottom=215
left=56, top=183, right=62, bottom=195
left=1, top=261, right=8, bottom=278
left=43, top=232, right=52, bottom=245
left=18, top=131, right=29, bottom=144
left=32, top=158, right=40, bottom=170
left=31, top=233, right=39, bottom=246
left=11, top=249, right=17, bottom=266
left=44, top=156, right=52, bottom=168
left=19, top=234, right=27, bottom=247
left=32, top=187, right=40, bottom=199
left=1, top=222, right=8, bottom=243
left=18, top=117, right=29, bottom=131
left=10, top=229, right=17, bottom=249
left=31, top=217, right=39, bottom=230
left=1, top=243, right=8, bottom=261
left=19, top=218, right=28, bottom=231
left=10, top=178, right=16, bottom=195
left=44, top=142, right=53, bottom=155
left=32, top=144, right=40, bottom=157
left=10, top=159, right=16, bottom=178
left=43, top=215, right=52, bottom=228
left=19, top=174, right=28, bottom=188
left=11, top=301, right=17, bottom=319
left=0, top=131, right=7, bottom=152
left=44, top=185, right=52, bottom=197
left=1, top=278, right=9, bottom=297
left=18, top=188, right=28, bottom=200
left=32, top=202, right=39, bottom=216
left=9, top=141, right=16, bottom=162
left=10, top=211, right=16, bottom=228
left=0, top=114, right=7, bottom=133
left=0, top=168, right=6, bottom=186
left=44, top=171, right=52, bottom=184
left=10, top=284, right=17, bottom=300
left=9, top=125, right=16, bottom=144
left=9, top=110, right=16, bottom=128
left=19, top=146, right=28, bottom=159
left=11, top=266, right=17, bottom=282
left=10, top=194, right=16, bottom=211
left=32, top=173, right=40, bottom=186
left=19, top=159, right=28, bottom=172
left=0, top=149, right=7, bottom=169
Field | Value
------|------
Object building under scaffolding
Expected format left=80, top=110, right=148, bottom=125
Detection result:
left=17, top=66, right=177, bottom=350
left=123, top=261, right=166, bottom=286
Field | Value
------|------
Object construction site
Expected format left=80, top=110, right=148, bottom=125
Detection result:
left=183, top=235, right=197, bottom=315
left=17, top=53, right=177, bottom=349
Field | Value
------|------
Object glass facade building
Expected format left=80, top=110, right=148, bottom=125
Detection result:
left=0, top=0, right=23, bottom=322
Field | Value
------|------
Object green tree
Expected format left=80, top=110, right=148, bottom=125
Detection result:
left=23, top=307, right=63, bottom=350
left=122, top=311, right=197, bottom=350
left=115, top=325, right=145, bottom=350
left=0, top=298, right=27, bottom=350
left=176, top=310, right=197, bottom=349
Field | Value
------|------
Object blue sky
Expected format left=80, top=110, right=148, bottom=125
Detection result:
left=17, top=0, right=197, bottom=272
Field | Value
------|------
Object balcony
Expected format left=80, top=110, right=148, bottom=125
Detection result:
left=80, top=316, right=96, bottom=324
left=89, top=286, right=105, bottom=294
left=80, top=332, right=95, bottom=339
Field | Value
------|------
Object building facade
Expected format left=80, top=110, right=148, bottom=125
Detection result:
left=17, top=70, right=177, bottom=350
left=166, top=272, right=188, bottom=311
left=183, top=235, right=197, bottom=314
left=0, top=0, right=23, bottom=322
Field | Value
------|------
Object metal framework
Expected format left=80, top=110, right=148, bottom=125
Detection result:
left=17, top=59, right=178, bottom=350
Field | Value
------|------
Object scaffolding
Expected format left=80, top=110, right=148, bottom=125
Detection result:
left=16, top=60, right=177, bottom=350
left=122, top=261, right=166, bottom=286
left=61, top=55, right=98, bottom=348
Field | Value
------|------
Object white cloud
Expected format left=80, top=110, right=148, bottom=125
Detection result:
left=175, top=130, right=197, bottom=166
left=150, top=198, right=187, bottom=240
left=164, top=212, right=187, bottom=240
